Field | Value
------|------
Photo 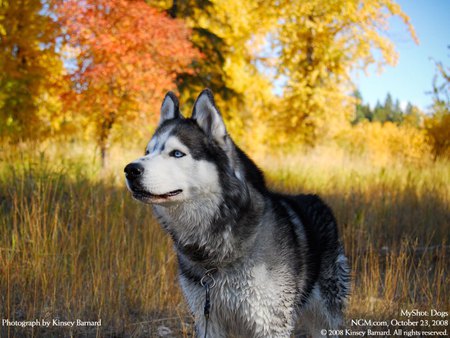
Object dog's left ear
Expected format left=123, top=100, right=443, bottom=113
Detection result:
left=192, top=89, right=230, bottom=150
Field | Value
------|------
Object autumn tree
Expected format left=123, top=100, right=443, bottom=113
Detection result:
left=158, top=0, right=239, bottom=106
left=154, top=0, right=276, bottom=150
left=155, top=1, right=418, bottom=150
left=0, top=0, right=66, bottom=140
left=269, top=0, right=417, bottom=145
left=57, top=0, right=199, bottom=166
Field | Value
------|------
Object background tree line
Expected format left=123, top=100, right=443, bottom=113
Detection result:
left=352, top=91, right=423, bottom=126
left=0, top=0, right=448, bottom=164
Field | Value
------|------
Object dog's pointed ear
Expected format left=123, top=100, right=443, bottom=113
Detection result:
left=192, top=89, right=229, bottom=149
left=159, top=91, right=182, bottom=126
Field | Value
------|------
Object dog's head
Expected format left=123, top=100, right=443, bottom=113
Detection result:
left=124, top=89, right=238, bottom=205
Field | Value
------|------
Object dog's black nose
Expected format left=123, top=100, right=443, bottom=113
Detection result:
left=124, top=162, right=144, bottom=179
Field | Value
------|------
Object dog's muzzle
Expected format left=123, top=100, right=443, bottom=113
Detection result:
left=124, top=162, right=183, bottom=202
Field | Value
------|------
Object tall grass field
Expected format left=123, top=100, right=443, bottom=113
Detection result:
left=0, top=142, right=449, bottom=337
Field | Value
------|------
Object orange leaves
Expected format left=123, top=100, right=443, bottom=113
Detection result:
left=58, top=0, right=200, bottom=123
left=56, top=0, right=200, bottom=163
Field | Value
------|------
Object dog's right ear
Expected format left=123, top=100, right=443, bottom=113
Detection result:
left=159, top=91, right=182, bottom=126
left=192, top=89, right=229, bottom=149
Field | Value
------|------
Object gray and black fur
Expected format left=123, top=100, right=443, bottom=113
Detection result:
left=124, top=89, right=350, bottom=337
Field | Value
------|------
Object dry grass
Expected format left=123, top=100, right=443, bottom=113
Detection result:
left=0, top=142, right=449, bottom=337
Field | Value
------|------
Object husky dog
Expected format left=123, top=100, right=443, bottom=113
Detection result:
left=124, top=89, right=350, bottom=338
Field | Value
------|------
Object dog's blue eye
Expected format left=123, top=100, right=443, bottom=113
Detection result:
left=170, top=150, right=185, bottom=158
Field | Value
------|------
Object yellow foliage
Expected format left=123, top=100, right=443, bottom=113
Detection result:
left=425, top=56, right=450, bottom=160
left=424, top=112, right=450, bottom=160
left=152, top=0, right=418, bottom=154
left=268, top=0, right=417, bottom=145
left=154, top=0, right=276, bottom=150
left=336, top=121, right=431, bottom=166
left=0, top=0, right=67, bottom=140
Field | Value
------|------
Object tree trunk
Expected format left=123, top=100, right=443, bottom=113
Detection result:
left=100, top=145, right=108, bottom=168
left=168, top=0, right=177, bottom=18
left=98, top=112, right=116, bottom=168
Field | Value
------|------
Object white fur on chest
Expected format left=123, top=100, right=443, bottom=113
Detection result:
left=180, top=261, right=297, bottom=337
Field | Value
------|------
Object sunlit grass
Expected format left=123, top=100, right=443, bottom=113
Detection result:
left=0, top=142, right=185, bottom=337
left=0, top=142, right=448, bottom=337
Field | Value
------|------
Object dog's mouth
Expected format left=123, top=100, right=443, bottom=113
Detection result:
left=132, top=189, right=183, bottom=202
